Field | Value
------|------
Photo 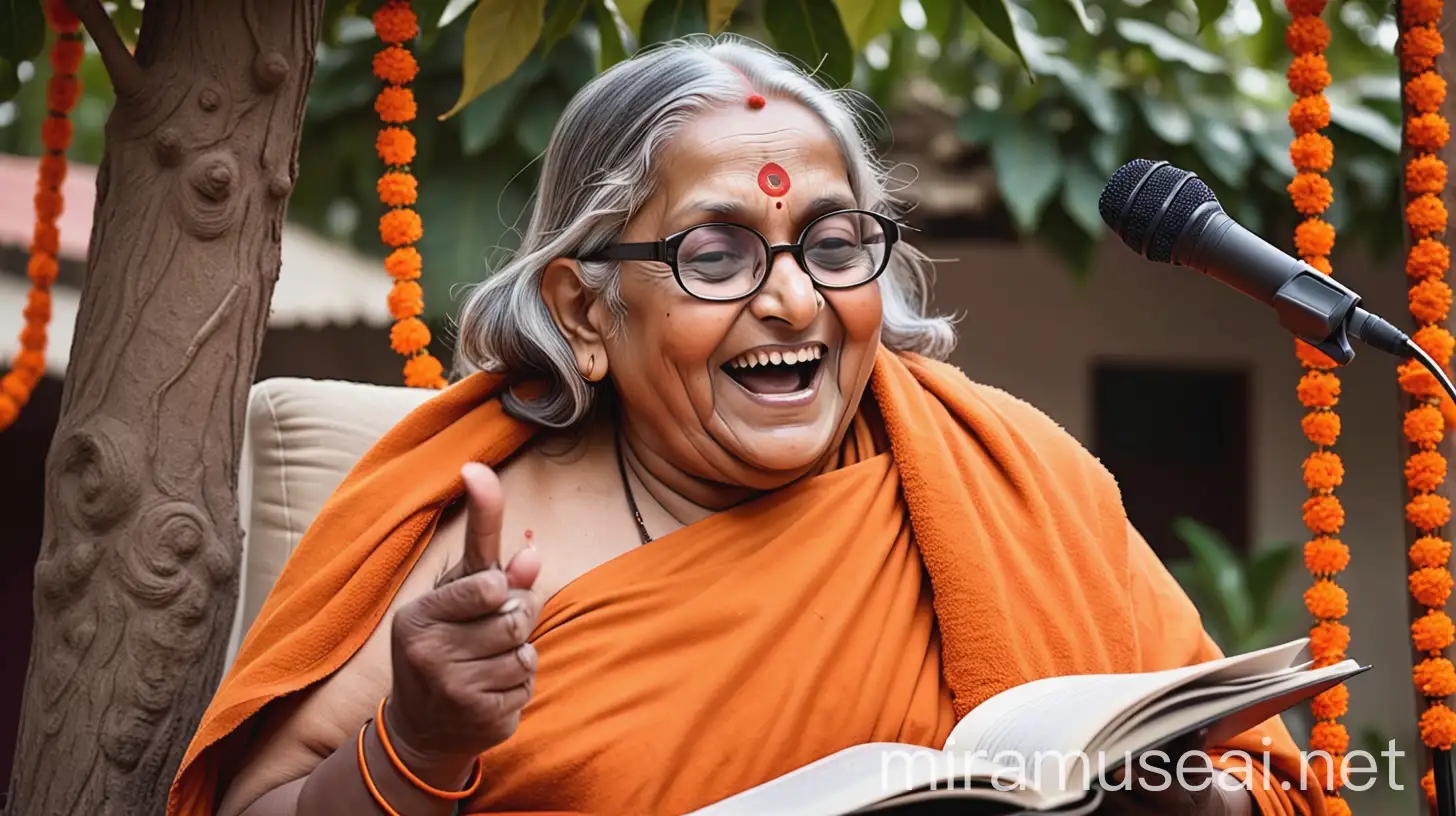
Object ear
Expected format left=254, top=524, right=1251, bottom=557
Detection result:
left=540, top=257, right=609, bottom=382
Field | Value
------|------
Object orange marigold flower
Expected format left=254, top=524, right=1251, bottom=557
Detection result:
left=372, top=45, right=419, bottom=85
left=1413, top=535, right=1454, bottom=570
left=1311, top=684, right=1349, bottom=720
left=1308, top=753, right=1345, bottom=791
left=1403, top=26, right=1446, bottom=75
left=385, top=247, right=423, bottom=280
left=380, top=208, right=423, bottom=248
left=1305, top=578, right=1347, bottom=619
left=1400, top=358, right=1444, bottom=400
left=1409, top=113, right=1451, bottom=153
left=19, top=322, right=46, bottom=352
left=1407, top=155, right=1448, bottom=196
left=1298, top=370, right=1341, bottom=409
left=1407, top=404, right=1447, bottom=448
left=390, top=317, right=431, bottom=355
left=27, top=254, right=58, bottom=287
left=1310, top=620, right=1350, bottom=661
left=1285, top=16, right=1331, bottom=54
left=377, top=172, right=418, bottom=207
left=375, top=86, right=417, bottom=124
left=1303, top=451, right=1344, bottom=491
left=1412, top=567, right=1455, bottom=607
left=1289, top=95, right=1331, bottom=134
left=372, top=0, right=419, bottom=45
left=1289, top=173, right=1333, bottom=215
left=1411, top=278, right=1455, bottom=324
left=40, top=115, right=72, bottom=152
left=13, top=350, right=44, bottom=379
left=1296, top=337, right=1336, bottom=369
left=1415, top=658, right=1456, bottom=697
left=1409, top=238, right=1452, bottom=279
left=1416, top=325, right=1456, bottom=368
left=1303, top=410, right=1340, bottom=446
left=1295, top=218, right=1335, bottom=257
left=404, top=353, right=446, bottom=389
left=38, top=154, right=66, bottom=190
left=1425, top=769, right=1438, bottom=806
left=46, top=74, right=79, bottom=112
left=1287, top=54, right=1331, bottom=96
left=44, top=0, right=79, bottom=32
left=377, top=127, right=417, bottom=166
left=1325, top=797, right=1352, bottom=816
left=31, top=221, right=58, bottom=257
left=1404, top=0, right=1444, bottom=26
left=1290, top=132, right=1334, bottom=173
left=1305, top=538, right=1350, bottom=575
left=1415, top=610, right=1456, bottom=652
left=0, top=394, right=18, bottom=428
left=1305, top=255, right=1333, bottom=275
left=1407, top=452, right=1449, bottom=494
left=1408, top=193, right=1449, bottom=238
left=1408, top=71, right=1449, bottom=115
left=1, top=371, right=32, bottom=403
left=50, top=38, right=83, bottom=74
left=34, top=189, right=62, bottom=222
left=1422, top=703, right=1456, bottom=749
left=388, top=280, right=425, bottom=320
left=23, top=289, right=51, bottom=324
left=1409, top=494, right=1453, bottom=532
left=1310, top=721, right=1349, bottom=755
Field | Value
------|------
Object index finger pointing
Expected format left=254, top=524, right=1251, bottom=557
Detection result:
left=460, top=462, right=504, bottom=576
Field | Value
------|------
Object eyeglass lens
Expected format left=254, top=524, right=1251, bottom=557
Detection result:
left=674, top=212, right=888, bottom=299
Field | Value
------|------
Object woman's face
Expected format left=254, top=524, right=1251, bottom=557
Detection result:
left=580, top=100, right=884, bottom=489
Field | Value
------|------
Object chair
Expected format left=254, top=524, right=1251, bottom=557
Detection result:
left=226, top=378, right=436, bottom=669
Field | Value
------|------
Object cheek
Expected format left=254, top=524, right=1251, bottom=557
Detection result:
left=636, top=305, right=738, bottom=368
left=830, top=286, right=883, bottom=343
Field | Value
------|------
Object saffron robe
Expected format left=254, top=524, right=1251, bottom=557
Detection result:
left=169, top=348, right=1326, bottom=816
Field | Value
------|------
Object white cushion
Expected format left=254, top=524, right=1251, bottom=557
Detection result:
left=226, top=378, right=436, bottom=669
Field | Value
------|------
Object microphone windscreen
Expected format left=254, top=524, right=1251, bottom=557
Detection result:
left=1099, top=160, right=1220, bottom=263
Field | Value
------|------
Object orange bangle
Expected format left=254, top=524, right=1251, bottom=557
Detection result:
left=358, top=720, right=405, bottom=816
left=376, top=697, right=485, bottom=800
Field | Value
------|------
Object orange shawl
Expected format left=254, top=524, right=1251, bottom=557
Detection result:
left=170, top=348, right=1324, bottom=815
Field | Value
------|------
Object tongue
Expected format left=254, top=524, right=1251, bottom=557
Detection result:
left=732, top=366, right=804, bottom=395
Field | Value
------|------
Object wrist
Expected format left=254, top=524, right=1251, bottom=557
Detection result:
left=380, top=698, right=481, bottom=793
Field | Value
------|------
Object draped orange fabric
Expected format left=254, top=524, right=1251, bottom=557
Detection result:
left=169, top=348, right=1325, bottom=816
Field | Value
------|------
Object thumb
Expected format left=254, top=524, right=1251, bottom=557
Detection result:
left=459, top=462, right=504, bottom=576
left=505, top=545, right=542, bottom=590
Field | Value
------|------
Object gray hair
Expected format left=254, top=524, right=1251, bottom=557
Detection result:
left=453, top=34, right=956, bottom=428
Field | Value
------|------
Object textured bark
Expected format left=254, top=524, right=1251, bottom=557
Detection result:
left=6, top=2, right=323, bottom=813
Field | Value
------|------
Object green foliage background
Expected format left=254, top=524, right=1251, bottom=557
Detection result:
left=0, top=0, right=1406, bottom=321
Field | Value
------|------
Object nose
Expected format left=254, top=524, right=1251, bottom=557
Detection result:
left=748, top=250, right=821, bottom=329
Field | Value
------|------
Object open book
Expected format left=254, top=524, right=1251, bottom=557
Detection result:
left=688, top=639, right=1366, bottom=815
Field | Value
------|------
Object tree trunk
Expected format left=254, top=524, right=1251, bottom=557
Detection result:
left=6, top=1, right=323, bottom=813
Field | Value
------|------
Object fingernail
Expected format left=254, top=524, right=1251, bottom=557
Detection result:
left=497, top=597, right=523, bottom=615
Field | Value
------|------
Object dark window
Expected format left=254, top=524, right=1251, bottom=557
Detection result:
left=1091, top=362, right=1251, bottom=561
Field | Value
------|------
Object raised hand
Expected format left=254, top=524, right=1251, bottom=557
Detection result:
left=384, top=462, right=543, bottom=784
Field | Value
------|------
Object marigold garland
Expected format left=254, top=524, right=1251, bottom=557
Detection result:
left=1398, top=1, right=1456, bottom=801
left=0, top=3, right=82, bottom=432
left=373, top=0, right=445, bottom=390
left=1286, top=12, right=1353, bottom=809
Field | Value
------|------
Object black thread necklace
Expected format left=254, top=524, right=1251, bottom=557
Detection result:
left=615, top=427, right=653, bottom=546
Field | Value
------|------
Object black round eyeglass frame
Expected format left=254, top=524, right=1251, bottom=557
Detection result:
left=578, top=208, right=902, bottom=302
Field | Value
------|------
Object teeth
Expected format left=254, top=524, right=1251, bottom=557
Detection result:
left=727, top=345, right=824, bottom=369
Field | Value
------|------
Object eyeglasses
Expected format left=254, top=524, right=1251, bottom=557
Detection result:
left=580, top=209, right=901, bottom=301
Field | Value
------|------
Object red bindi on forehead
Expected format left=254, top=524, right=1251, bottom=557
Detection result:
left=757, top=162, right=791, bottom=197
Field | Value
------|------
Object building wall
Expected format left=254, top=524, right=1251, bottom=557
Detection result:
left=928, top=237, right=1423, bottom=805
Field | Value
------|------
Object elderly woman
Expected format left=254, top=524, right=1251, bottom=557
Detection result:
left=171, top=36, right=1323, bottom=816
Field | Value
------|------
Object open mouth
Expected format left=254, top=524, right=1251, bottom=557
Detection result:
left=722, top=344, right=826, bottom=396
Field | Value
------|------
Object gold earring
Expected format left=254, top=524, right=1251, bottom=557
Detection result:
left=584, top=353, right=596, bottom=381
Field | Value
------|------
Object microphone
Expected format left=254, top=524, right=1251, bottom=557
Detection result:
left=1097, top=159, right=1410, bottom=366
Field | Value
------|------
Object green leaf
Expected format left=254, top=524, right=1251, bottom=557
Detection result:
left=1245, top=541, right=1297, bottom=622
left=541, top=0, right=589, bottom=54
left=1063, top=0, right=1093, bottom=33
left=1193, top=0, right=1229, bottom=33
left=1328, top=98, right=1402, bottom=153
left=961, top=0, right=1028, bottom=74
left=0, top=57, right=18, bottom=103
left=1114, top=19, right=1224, bottom=74
left=441, top=0, right=546, bottom=119
left=1174, top=518, right=1253, bottom=641
left=0, top=0, right=46, bottom=63
left=416, top=156, right=534, bottom=320
left=460, top=53, right=546, bottom=154
left=990, top=119, right=1062, bottom=233
left=415, top=0, right=456, bottom=47
left=1135, top=94, right=1194, bottom=145
left=640, top=0, right=708, bottom=45
left=1088, top=129, right=1127, bottom=177
left=955, top=105, right=1003, bottom=146
left=1045, top=57, right=1120, bottom=133
left=763, top=0, right=856, bottom=89
left=594, top=0, right=628, bottom=70
left=112, top=1, right=144, bottom=45
left=1061, top=159, right=1105, bottom=237
left=614, top=0, right=652, bottom=36
left=707, top=0, right=740, bottom=32
left=515, top=85, right=568, bottom=154
left=1191, top=113, right=1251, bottom=186
left=920, top=0, right=959, bottom=44
left=833, top=0, right=901, bottom=50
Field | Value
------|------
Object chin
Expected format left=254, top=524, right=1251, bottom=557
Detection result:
left=726, top=423, right=840, bottom=476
